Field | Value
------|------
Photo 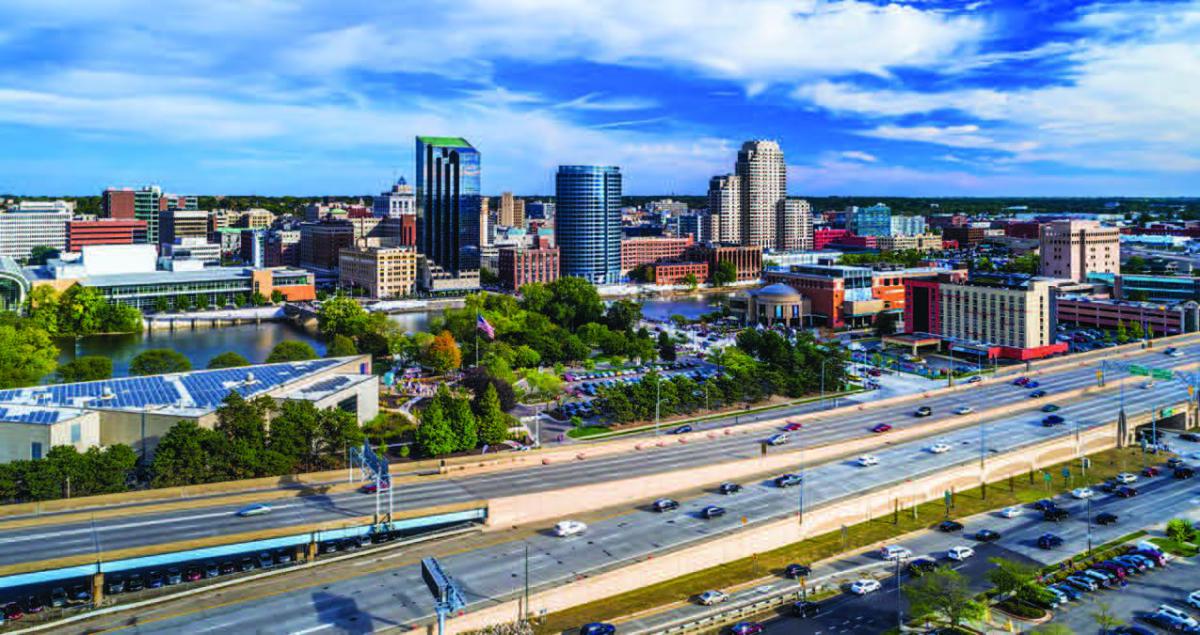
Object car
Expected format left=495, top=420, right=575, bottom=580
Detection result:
left=915, top=406, right=933, bottom=417
left=3, top=601, right=24, bottom=621
left=204, top=562, right=220, bottom=578
left=1081, top=569, right=1117, bottom=588
left=849, top=579, right=882, bottom=595
left=184, top=566, right=203, bottom=582
left=555, top=520, right=588, bottom=537
left=1037, top=533, right=1064, bottom=549
left=237, top=557, right=255, bottom=572
left=697, top=590, right=729, bottom=605
left=670, top=425, right=693, bottom=435
left=907, top=558, right=938, bottom=576
left=69, top=585, right=91, bottom=604
left=1188, top=590, right=1200, bottom=611
left=218, top=561, right=237, bottom=576
left=880, top=545, right=912, bottom=560
left=1029, top=390, right=1047, bottom=398
left=857, top=455, right=880, bottom=467
left=975, top=529, right=1002, bottom=542
left=1111, top=626, right=1155, bottom=635
left=1140, top=613, right=1198, bottom=633
left=1044, top=508, right=1070, bottom=522
left=1168, top=457, right=1185, bottom=468
left=1042, top=404, right=1060, bottom=412
left=23, top=595, right=44, bottom=615
left=1129, top=549, right=1168, bottom=567
left=952, top=406, right=974, bottom=415
left=258, top=552, right=274, bottom=568
left=1140, top=381, right=1156, bottom=390
left=1026, top=380, right=1041, bottom=388
left=1014, top=377, right=1030, bottom=386
left=1180, top=432, right=1200, bottom=442
left=938, top=520, right=964, bottom=533
left=652, top=498, right=679, bottom=512
left=784, top=564, right=811, bottom=579
left=792, top=601, right=821, bottom=618
left=235, top=503, right=272, bottom=517
left=928, top=443, right=951, bottom=454
left=766, top=433, right=789, bottom=446
left=700, top=505, right=726, bottom=519
left=579, top=623, right=616, bottom=635
left=783, top=422, right=803, bottom=431
left=1094, top=562, right=1128, bottom=581
left=719, top=482, right=742, bottom=495
left=1000, top=506, right=1022, bottom=518
left=1166, top=347, right=1184, bottom=357
left=947, top=546, right=975, bottom=561
left=1072, top=487, right=1095, bottom=499
left=871, top=423, right=893, bottom=433
left=1115, top=555, right=1149, bottom=572
left=775, top=473, right=803, bottom=487
left=276, top=549, right=295, bottom=564
left=1117, top=486, right=1139, bottom=498
left=1042, top=414, right=1065, bottom=426
left=1176, top=466, right=1196, bottom=479
left=967, top=376, right=982, bottom=383
left=1033, top=498, right=1058, bottom=511
left=106, top=575, right=126, bottom=594
left=1065, top=574, right=1098, bottom=591
left=730, top=622, right=764, bottom=635
left=1144, top=466, right=1161, bottom=477
left=1096, top=512, right=1119, bottom=525
left=1048, top=583, right=1082, bottom=601
left=1157, top=605, right=1200, bottom=629
left=166, top=567, right=182, bottom=585
left=1116, top=472, right=1139, bottom=484
left=360, top=479, right=391, bottom=494
left=147, top=570, right=165, bottom=588
left=126, top=573, right=145, bottom=591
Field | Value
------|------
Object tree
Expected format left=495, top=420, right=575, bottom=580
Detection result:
left=26, top=245, right=60, bottom=266
left=56, top=356, right=113, bottom=383
left=462, top=368, right=517, bottom=412
left=987, top=557, right=1037, bottom=599
left=873, top=312, right=899, bottom=338
left=325, top=334, right=357, bottom=358
left=317, top=296, right=370, bottom=338
left=211, top=392, right=273, bottom=480
left=903, top=566, right=984, bottom=630
left=447, top=391, right=479, bottom=452
left=0, top=319, right=59, bottom=389
left=1116, top=321, right=1129, bottom=343
left=207, top=351, right=250, bottom=369
left=713, top=260, right=737, bottom=286
left=416, top=391, right=456, bottom=457
left=1092, top=602, right=1124, bottom=633
left=1129, top=321, right=1144, bottom=340
left=603, top=300, right=643, bottom=333
left=266, top=340, right=317, bottom=363
left=657, top=331, right=677, bottom=362
left=475, top=384, right=510, bottom=445
left=150, top=421, right=221, bottom=486
left=129, top=349, right=192, bottom=376
left=1166, top=517, right=1197, bottom=543
left=682, top=273, right=699, bottom=290
left=270, top=290, right=284, bottom=304
left=1124, top=256, right=1147, bottom=274
left=479, top=267, right=499, bottom=286
left=425, top=330, right=462, bottom=374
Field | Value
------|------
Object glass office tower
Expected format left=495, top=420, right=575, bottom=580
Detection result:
left=848, top=203, right=893, bottom=237
left=415, top=136, right=481, bottom=278
left=556, top=165, right=622, bottom=285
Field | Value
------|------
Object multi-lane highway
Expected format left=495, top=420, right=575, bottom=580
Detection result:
left=67, top=353, right=1200, bottom=634
left=0, top=343, right=1194, bottom=570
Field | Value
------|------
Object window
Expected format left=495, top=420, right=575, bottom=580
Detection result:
left=31, top=442, right=42, bottom=460
left=71, top=423, right=82, bottom=443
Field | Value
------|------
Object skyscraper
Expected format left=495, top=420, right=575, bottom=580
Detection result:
left=415, top=136, right=481, bottom=282
left=707, top=175, right=741, bottom=245
left=735, top=140, right=786, bottom=249
left=848, top=203, right=892, bottom=237
left=556, top=165, right=622, bottom=285
left=777, top=198, right=813, bottom=251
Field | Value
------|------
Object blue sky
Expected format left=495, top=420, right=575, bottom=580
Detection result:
left=0, top=0, right=1197, bottom=197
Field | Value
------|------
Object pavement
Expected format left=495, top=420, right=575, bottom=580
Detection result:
left=45, top=353, right=1200, bottom=634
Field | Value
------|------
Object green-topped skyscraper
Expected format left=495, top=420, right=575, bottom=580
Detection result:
left=415, top=136, right=481, bottom=289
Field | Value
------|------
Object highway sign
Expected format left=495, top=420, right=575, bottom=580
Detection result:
left=1160, top=408, right=1175, bottom=417
left=1061, top=467, right=1070, bottom=478
left=1152, top=368, right=1174, bottom=381
left=1043, top=472, right=1052, bottom=483
left=1129, top=365, right=1149, bottom=376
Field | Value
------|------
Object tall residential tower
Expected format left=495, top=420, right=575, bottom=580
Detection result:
left=556, top=165, right=622, bottom=285
left=735, top=140, right=786, bottom=249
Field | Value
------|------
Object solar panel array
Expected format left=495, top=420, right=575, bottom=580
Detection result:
left=0, top=407, right=62, bottom=425
left=300, top=376, right=353, bottom=394
left=180, top=360, right=341, bottom=408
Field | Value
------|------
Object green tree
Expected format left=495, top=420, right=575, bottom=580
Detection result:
left=207, top=351, right=250, bottom=369
left=712, top=260, right=738, bottom=286
left=150, top=420, right=221, bottom=486
left=904, top=566, right=985, bottom=630
left=873, top=312, right=899, bottom=337
left=657, top=330, right=677, bottom=361
left=448, top=391, right=479, bottom=452
left=325, top=334, right=358, bottom=358
left=0, top=321, right=60, bottom=389
left=604, top=300, right=643, bottom=333
left=1092, top=601, right=1124, bottom=634
left=266, top=340, right=318, bottom=363
left=130, top=349, right=192, bottom=376
left=26, top=245, right=60, bottom=266
left=56, top=356, right=113, bottom=383
left=1166, top=517, right=1197, bottom=542
left=317, top=296, right=370, bottom=338
left=211, top=392, right=274, bottom=480
left=682, top=273, right=699, bottom=290
left=24, top=285, right=60, bottom=334
left=1130, top=321, right=1144, bottom=340
left=250, top=291, right=267, bottom=307
left=416, top=390, right=456, bottom=457
left=479, top=267, right=499, bottom=286
left=1116, top=321, right=1129, bottom=343
left=1124, top=256, right=1147, bottom=273
left=154, top=296, right=170, bottom=314
left=475, top=384, right=510, bottom=445
left=987, top=557, right=1037, bottom=599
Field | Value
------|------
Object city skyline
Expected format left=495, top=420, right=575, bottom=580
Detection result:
left=0, top=1, right=1198, bottom=197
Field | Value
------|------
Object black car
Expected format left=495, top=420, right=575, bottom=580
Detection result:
left=914, top=406, right=933, bottom=417
left=49, top=587, right=67, bottom=608
left=907, top=558, right=938, bottom=576
left=579, top=623, right=616, bottom=635
left=700, top=505, right=726, bottom=519
left=1100, top=480, right=1120, bottom=493
left=238, top=557, right=256, bottom=572
left=1176, top=466, right=1196, bottom=479
left=1180, top=433, right=1200, bottom=442
left=69, top=585, right=91, bottom=603
left=975, top=529, right=1002, bottom=542
left=1029, top=390, right=1047, bottom=398
left=653, top=498, right=679, bottom=512
left=1042, top=415, right=1065, bottom=426
left=1116, top=486, right=1139, bottom=498
left=670, top=425, right=693, bottom=435
left=1037, top=533, right=1064, bottom=549
left=147, top=570, right=165, bottom=588
left=1112, top=626, right=1156, bottom=635
left=24, top=595, right=45, bottom=614
left=719, top=482, right=742, bottom=495
left=774, top=473, right=803, bottom=488
left=1168, top=457, right=1185, bottom=468
left=1096, top=512, right=1118, bottom=525
left=784, top=564, right=811, bottom=579
left=792, top=601, right=821, bottom=618
left=938, top=520, right=964, bottom=533
left=371, top=531, right=394, bottom=544
left=127, top=573, right=145, bottom=592
left=1033, top=499, right=1058, bottom=511
left=1044, top=508, right=1070, bottom=522
left=105, top=575, right=126, bottom=595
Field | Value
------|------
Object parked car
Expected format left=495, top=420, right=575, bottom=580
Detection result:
left=127, top=573, right=146, bottom=591
left=1064, top=574, right=1098, bottom=591
left=147, top=570, right=165, bottom=588
left=23, top=595, right=44, bottom=615
left=3, top=602, right=23, bottom=622
left=258, top=552, right=274, bottom=569
left=218, top=561, right=237, bottom=576
left=184, top=566, right=203, bottom=582
left=68, top=585, right=91, bottom=604
left=1188, top=590, right=1200, bottom=611
left=1048, top=583, right=1082, bottom=601
left=1156, top=605, right=1200, bottom=629
left=975, top=529, right=1002, bottom=542
left=106, top=575, right=126, bottom=595
left=166, top=567, right=182, bottom=585
left=238, top=557, right=255, bottom=572
left=947, top=546, right=975, bottom=561
left=1144, top=466, right=1161, bottom=477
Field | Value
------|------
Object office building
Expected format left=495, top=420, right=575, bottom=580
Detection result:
left=158, top=209, right=210, bottom=248
left=373, top=177, right=416, bottom=218
left=1087, top=272, right=1200, bottom=303
left=415, top=136, right=482, bottom=287
left=556, top=165, right=622, bottom=285
left=498, top=246, right=560, bottom=291
left=620, top=237, right=694, bottom=273
left=66, top=220, right=146, bottom=252
left=814, top=229, right=851, bottom=250
left=777, top=198, right=813, bottom=251
left=890, top=215, right=927, bottom=237
left=687, top=244, right=763, bottom=283
left=942, top=226, right=987, bottom=248
left=339, top=246, right=418, bottom=298
left=847, top=203, right=892, bottom=237
left=300, top=221, right=355, bottom=271
left=0, top=206, right=71, bottom=259
left=237, top=209, right=274, bottom=230
left=499, top=192, right=525, bottom=228
left=649, top=261, right=709, bottom=286
left=736, top=140, right=786, bottom=249
left=1056, top=296, right=1199, bottom=336
left=101, top=188, right=136, bottom=219
left=670, top=212, right=710, bottom=243
left=648, top=199, right=688, bottom=217
left=876, top=234, right=943, bottom=252
left=526, top=201, right=555, bottom=221
left=706, top=174, right=741, bottom=244
left=1039, top=220, right=1120, bottom=282
left=160, top=237, right=221, bottom=266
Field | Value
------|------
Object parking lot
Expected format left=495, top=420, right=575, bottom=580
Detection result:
left=1050, top=550, right=1200, bottom=633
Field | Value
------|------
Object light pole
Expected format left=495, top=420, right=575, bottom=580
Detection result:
left=895, top=555, right=906, bottom=632
left=979, top=419, right=988, bottom=500
left=1086, top=496, right=1094, bottom=556
left=654, top=373, right=662, bottom=437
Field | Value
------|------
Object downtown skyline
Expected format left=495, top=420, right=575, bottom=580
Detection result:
left=0, top=0, right=1198, bottom=197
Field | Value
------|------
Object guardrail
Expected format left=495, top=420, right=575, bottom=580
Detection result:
left=643, top=584, right=823, bottom=635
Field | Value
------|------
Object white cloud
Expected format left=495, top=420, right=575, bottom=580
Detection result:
left=555, top=93, right=658, bottom=112
left=838, top=150, right=878, bottom=163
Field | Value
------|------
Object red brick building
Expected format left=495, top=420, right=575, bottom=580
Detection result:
left=834, top=234, right=877, bottom=249
left=813, top=229, right=851, bottom=250
left=397, top=214, right=417, bottom=247
left=620, top=237, right=694, bottom=273
left=942, top=226, right=987, bottom=247
left=66, top=219, right=146, bottom=252
left=686, top=244, right=762, bottom=283
left=650, top=261, right=709, bottom=286
left=498, top=246, right=560, bottom=291
left=101, top=189, right=136, bottom=219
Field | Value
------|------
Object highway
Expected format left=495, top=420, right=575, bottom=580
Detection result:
left=0, top=343, right=1194, bottom=570
left=70, top=357, right=1200, bottom=634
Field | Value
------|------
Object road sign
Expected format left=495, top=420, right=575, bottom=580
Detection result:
left=1160, top=408, right=1175, bottom=417
left=1129, top=365, right=1149, bottom=377
left=421, top=557, right=466, bottom=611
left=1081, top=458, right=1092, bottom=469
left=1152, top=368, right=1174, bottom=381
left=1043, top=472, right=1052, bottom=483
left=1061, top=467, right=1070, bottom=478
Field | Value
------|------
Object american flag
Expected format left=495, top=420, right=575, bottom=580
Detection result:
left=476, top=313, right=495, bottom=340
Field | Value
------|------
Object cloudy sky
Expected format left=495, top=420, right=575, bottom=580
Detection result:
left=1, top=0, right=1197, bottom=196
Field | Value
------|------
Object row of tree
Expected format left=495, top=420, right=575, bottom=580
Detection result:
left=25, top=285, right=142, bottom=337
left=0, top=444, right=137, bottom=503
left=415, top=383, right=512, bottom=457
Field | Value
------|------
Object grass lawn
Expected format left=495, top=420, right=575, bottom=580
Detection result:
left=1150, top=537, right=1199, bottom=557
left=532, top=446, right=1153, bottom=634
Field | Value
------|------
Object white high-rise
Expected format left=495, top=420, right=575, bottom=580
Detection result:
left=777, top=198, right=813, bottom=251
left=735, top=140, right=786, bottom=249
left=706, top=175, right=741, bottom=244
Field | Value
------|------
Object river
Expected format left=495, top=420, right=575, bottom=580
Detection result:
left=57, top=295, right=730, bottom=377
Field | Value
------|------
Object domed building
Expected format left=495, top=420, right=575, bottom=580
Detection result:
left=737, top=282, right=810, bottom=327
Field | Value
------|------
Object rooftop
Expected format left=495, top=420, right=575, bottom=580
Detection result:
left=417, top=136, right=472, bottom=148
left=24, top=265, right=311, bottom=286
left=0, top=405, right=89, bottom=425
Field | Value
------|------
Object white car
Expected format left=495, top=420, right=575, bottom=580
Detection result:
left=954, top=406, right=974, bottom=415
left=1187, top=590, right=1200, bottom=610
left=947, top=546, right=975, bottom=561
left=1115, top=472, right=1138, bottom=484
left=1141, top=381, right=1155, bottom=390
left=858, top=454, right=880, bottom=467
left=1071, top=487, right=1094, bottom=499
left=928, top=443, right=951, bottom=454
left=1000, top=506, right=1022, bottom=518
left=850, top=579, right=882, bottom=595
left=1157, top=605, right=1199, bottom=628
left=880, top=545, right=912, bottom=560
left=554, top=520, right=588, bottom=537
left=697, top=590, right=729, bottom=606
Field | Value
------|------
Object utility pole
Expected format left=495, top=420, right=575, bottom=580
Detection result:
left=896, top=556, right=905, bottom=632
left=1086, top=496, right=1093, bottom=556
left=654, top=374, right=661, bottom=436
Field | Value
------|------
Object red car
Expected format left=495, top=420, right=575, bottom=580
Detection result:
left=1143, top=466, right=1160, bottom=477
left=730, top=622, right=764, bottom=635
left=1013, top=377, right=1030, bottom=386
left=782, top=422, right=803, bottom=431
left=4, top=602, right=24, bottom=621
left=183, top=566, right=203, bottom=582
left=360, top=479, right=391, bottom=494
left=871, top=423, right=893, bottom=433
left=1116, top=486, right=1139, bottom=498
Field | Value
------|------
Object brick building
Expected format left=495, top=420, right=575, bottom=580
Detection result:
left=66, top=220, right=146, bottom=252
left=300, top=222, right=355, bottom=271
left=620, top=236, right=694, bottom=273
left=650, top=261, right=709, bottom=286
left=338, top=246, right=418, bottom=298
left=498, top=246, right=560, bottom=291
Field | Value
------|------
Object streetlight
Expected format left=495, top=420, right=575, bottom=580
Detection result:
left=895, top=555, right=906, bottom=632
left=820, top=357, right=838, bottom=408
left=1086, top=496, right=1094, bottom=556
left=654, top=373, right=662, bottom=436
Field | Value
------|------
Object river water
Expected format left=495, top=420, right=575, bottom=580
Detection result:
left=58, top=295, right=730, bottom=377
